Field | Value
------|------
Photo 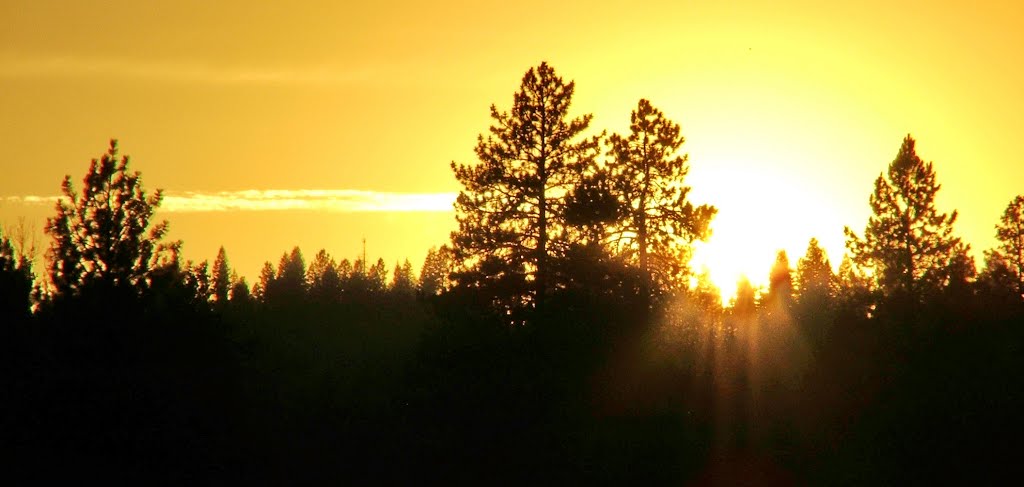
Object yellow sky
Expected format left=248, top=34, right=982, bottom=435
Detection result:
left=2, top=0, right=1022, bottom=293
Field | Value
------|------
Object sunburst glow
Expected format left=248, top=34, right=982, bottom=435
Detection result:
left=689, top=165, right=846, bottom=297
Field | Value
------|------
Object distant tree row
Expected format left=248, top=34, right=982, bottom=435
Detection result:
left=242, top=244, right=453, bottom=307
left=1, top=142, right=458, bottom=318
left=149, top=242, right=457, bottom=312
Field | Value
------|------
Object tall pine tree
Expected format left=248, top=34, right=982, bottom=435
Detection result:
left=210, top=246, right=231, bottom=306
left=605, top=99, right=716, bottom=292
left=795, top=237, right=835, bottom=305
left=844, top=135, right=968, bottom=300
left=450, top=62, right=599, bottom=310
left=795, top=238, right=836, bottom=346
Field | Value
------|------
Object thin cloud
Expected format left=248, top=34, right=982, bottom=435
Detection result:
left=1, top=189, right=457, bottom=213
left=1, top=195, right=59, bottom=205
left=0, top=55, right=374, bottom=85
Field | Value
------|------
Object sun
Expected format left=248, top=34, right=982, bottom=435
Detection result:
left=687, top=167, right=848, bottom=302
left=690, top=215, right=784, bottom=302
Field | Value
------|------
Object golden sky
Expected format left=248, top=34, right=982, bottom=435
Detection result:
left=2, top=0, right=1022, bottom=293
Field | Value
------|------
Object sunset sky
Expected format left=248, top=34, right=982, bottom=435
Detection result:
left=2, top=0, right=1022, bottom=295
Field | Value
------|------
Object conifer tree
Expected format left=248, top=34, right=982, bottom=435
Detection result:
left=211, top=246, right=231, bottom=305
left=0, top=229, right=34, bottom=322
left=691, top=268, right=723, bottom=317
left=764, top=250, right=794, bottom=311
left=730, top=276, right=758, bottom=319
left=344, top=258, right=371, bottom=299
left=450, top=62, right=599, bottom=309
left=337, top=259, right=353, bottom=279
left=419, top=246, right=453, bottom=296
left=229, top=272, right=250, bottom=304
left=836, top=254, right=873, bottom=318
left=45, top=139, right=179, bottom=297
left=795, top=238, right=836, bottom=345
left=253, top=261, right=275, bottom=302
left=307, top=249, right=341, bottom=303
left=605, top=99, right=716, bottom=291
left=390, top=259, right=416, bottom=295
left=988, top=195, right=1024, bottom=296
left=795, top=237, right=835, bottom=304
left=844, top=135, right=968, bottom=300
left=367, top=258, right=388, bottom=294
left=182, top=259, right=211, bottom=305
left=269, top=247, right=306, bottom=304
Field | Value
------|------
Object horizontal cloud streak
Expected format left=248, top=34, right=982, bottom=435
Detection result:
left=0, top=55, right=373, bottom=85
left=2, top=189, right=457, bottom=213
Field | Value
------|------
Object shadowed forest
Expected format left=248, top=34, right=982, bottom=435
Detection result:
left=3, top=63, right=1023, bottom=484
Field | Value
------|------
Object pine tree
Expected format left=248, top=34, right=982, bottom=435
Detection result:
left=978, top=253, right=1020, bottom=303
left=836, top=254, right=873, bottom=318
left=307, top=249, right=341, bottom=303
left=229, top=272, right=251, bottom=304
left=45, top=139, right=179, bottom=297
left=691, top=268, right=723, bottom=317
left=419, top=246, right=453, bottom=296
left=337, top=259, right=353, bottom=280
left=390, top=259, right=416, bottom=295
left=450, top=62, right=599, bottom=309
left=210, top=246, right=231, bottom=305
left=344, top=258, right=370, bottom=300
left=764, top=250, right=794, bottom=311
left=727, top=277, right=760, bottom=364
left=182, top=259, right=211, bottom=306
left=253, top=261, right=275, bottom=302
left=988, top=195, right=1024, bottom=296
left=795, top=237, right=835, bottom=304
left=730, top=276, right=758, bottom=319
left=605, top=99, right=716, bottom=291
left=844, top=135, right=968, bottom=300
left=795, top=239, right=836, bottom=346
left=367, top=258, right=388, bottom=294
left=269, top=247, right=306, bottom=304
left=1, top=229, right=34, bottom=322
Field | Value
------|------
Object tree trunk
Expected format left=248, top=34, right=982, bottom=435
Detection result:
left=639, top=153, right=650, bottom=296
left=536, top=133, right=548, bottom=311
left=639, top=204, right=648, bottom=293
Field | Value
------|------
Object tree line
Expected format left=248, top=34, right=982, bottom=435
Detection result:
left=2, top=62, right=1023, bottom=484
